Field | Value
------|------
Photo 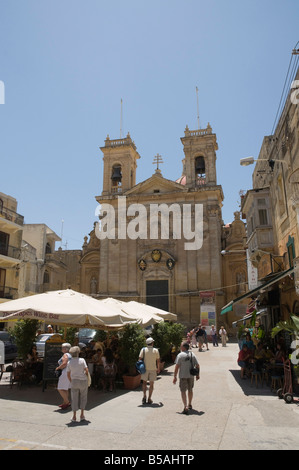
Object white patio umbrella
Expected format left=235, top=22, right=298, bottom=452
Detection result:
left=126, top=301, right=177, bottom=322
left=0, top=289, right=136, bottom=330
left=101, top=298, right=176, bottom=328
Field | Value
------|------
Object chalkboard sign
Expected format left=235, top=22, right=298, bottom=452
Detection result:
left=42, top=334, right=64, bottom=391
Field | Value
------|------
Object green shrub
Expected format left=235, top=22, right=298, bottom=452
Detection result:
left=119, top=323, right=146, bottom=374
left=151, top=322, right=185, bottom=361
left=10, top=319, right=40, bottom=359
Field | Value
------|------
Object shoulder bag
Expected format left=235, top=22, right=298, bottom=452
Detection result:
left=189, top=352, right=199, bottom=376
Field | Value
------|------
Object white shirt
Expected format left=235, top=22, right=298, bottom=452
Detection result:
left=67, top=357, right=87, bottom=380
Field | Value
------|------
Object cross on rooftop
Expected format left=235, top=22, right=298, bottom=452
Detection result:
left=153, top=153, right=164, bottom=172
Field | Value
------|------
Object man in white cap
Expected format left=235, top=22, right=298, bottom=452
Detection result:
left=139, top=337, right=160, bottom=405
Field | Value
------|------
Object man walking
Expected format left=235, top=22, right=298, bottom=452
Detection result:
left=173, top=342, right=200, bottom=414
left=139, top=337, right=160, bottom=405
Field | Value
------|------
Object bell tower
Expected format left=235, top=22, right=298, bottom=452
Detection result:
left=100, top=133, right=141, bottom=196
left=180, top=123, right=218, bottom=188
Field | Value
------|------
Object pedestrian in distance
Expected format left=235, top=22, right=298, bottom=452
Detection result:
left=191, top=328, right=197, bottom=348
left=67, top=346, right=89, bottom=422
left=101, top=347, right=117, bottom=392
left=202, top=326, right=209, bottom=350
left=173, top=341, right=200, bottom=415
left=219, top=326, right=227, bottom=347
left=139, top=337, right=160, bottom=405
left=210, top=325, right=218, bottom=347
left=196, top=324, right=205, bottom=351
left=56, top=343, right=72, bottom=409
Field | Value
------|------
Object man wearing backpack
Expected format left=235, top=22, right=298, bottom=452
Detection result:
left=139, top=337, right=160, bottom=405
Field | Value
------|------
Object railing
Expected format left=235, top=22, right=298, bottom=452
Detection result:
left=0, top=206, right=24, bottom=226
left=104, top=134, right=137, bottom=150
left=111, top=186, right=123, bottom=194
left=0, top=243, right=21, bottom=259
left=196, top=176, right=207, bottom=186
left=0, top=285, right=18, bottom=299
left=184, top=124, right=212, bottom=137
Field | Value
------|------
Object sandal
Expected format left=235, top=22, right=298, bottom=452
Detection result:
left=182, top=407, right=189, bottom=415
left=60, top=402, right=71, bottom=410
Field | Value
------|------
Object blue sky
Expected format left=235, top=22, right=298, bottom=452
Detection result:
left=0, top=0, right=298, bottom=249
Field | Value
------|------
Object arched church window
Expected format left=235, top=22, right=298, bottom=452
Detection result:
left=195, top=156, right=206, bottom=185
left=111, top=164, right=122, bottom=193
left=45, top=242, right=51, bottom=254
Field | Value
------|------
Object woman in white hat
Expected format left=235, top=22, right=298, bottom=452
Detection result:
left=56, top=343, right=72, bottom=409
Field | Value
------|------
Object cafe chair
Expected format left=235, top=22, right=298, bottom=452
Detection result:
left=10, top=360, right=32, bottom=388
left=251, top=369, right=262, bottom=388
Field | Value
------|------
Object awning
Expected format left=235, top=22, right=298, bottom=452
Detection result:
left=232, top=308, right=268, bottom=327
left=221, top=267, right=294, bottom=315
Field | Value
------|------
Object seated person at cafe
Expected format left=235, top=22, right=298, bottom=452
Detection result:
left=244, top=333, right=255, bottom=351
left=26, top=345, right=43, bottom=384
left=272, top=342, right=286, bottom=364
left=253, top=342, right=267, bottom=371
left=238, top=344, right=252, bottom=379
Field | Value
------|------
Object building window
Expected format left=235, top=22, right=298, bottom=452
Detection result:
left=287, top=236, right=295, bottom=268
left=0, top=231, right=9, bottom=256
left=0, top=268, right=6, bottom=297
left=43, top=270, right=50, bottom=284
left=45, top=242, right=51, bottom=254
left=111, top=164, right=122, bottom=193
left=258, top=209, right=268, bottom=226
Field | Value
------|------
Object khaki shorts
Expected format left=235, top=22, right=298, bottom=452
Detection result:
left=179, top=377, right=194, bottom=392
left=141, top=370, right=157, bottom=382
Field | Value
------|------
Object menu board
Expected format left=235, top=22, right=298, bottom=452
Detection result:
left=42, top=334, right=64, bottom=391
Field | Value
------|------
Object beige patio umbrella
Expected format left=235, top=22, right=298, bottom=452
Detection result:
left=101, top=298, right=176, bottom=328
left=0, top=289, right=136, bottom=330
left=126, top=301, right=177, bottom=322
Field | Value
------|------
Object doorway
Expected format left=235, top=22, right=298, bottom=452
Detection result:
left=146, top=280, right=169, bottom=311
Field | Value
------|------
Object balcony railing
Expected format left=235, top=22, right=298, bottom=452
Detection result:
left=0, top=243, right=21, bottom=259
left=0, top=206, right=24, bottom=226
left=196, top=176, right=207, bottom=187
left=0, top=285, right=18, bottom=299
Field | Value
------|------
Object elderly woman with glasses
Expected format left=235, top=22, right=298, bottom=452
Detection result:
left=56, top=343, right=72, bottom=409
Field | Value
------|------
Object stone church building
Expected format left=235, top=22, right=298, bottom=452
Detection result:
left=73, top=124, right=247, bottom=329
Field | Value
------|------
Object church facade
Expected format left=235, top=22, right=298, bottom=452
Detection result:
left=78, top=124, right=246, bottom=329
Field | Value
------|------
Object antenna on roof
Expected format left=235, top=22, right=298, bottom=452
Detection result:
left=120, top=98, right=123, bottom=138
left=196, top=86, right=200, bottom=129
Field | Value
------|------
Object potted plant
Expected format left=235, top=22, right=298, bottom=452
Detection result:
left=10, top=319, right=40, bottom=360
left=151, top=321, right=185, bottom=363
left=119, top=323, right=146, bottom=389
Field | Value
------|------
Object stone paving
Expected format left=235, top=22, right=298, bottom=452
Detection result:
left=1, top=342, right=299, bottom=450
